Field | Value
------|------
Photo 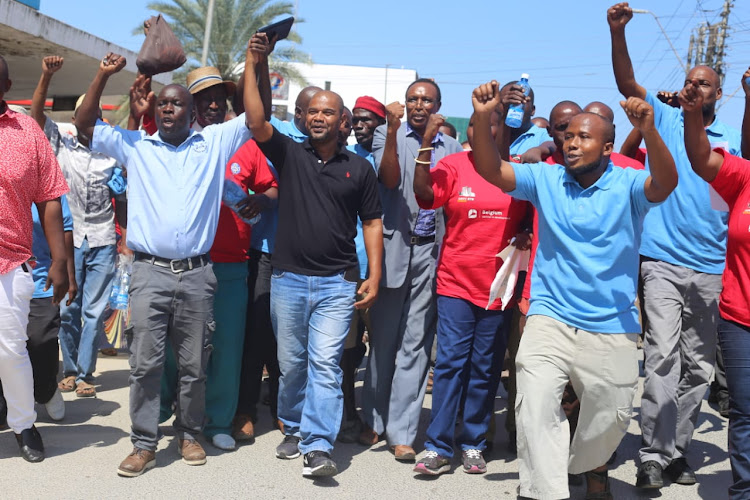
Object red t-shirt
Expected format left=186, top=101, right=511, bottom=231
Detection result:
left=416, top=151, right=528, bottom=309
left=522, top=153, right=643, bottom=300
left=0, top=106, right=69, bottom=274
left=210, top=140, right=278, bottom=263
left=710, top=149, right=750, bottom=328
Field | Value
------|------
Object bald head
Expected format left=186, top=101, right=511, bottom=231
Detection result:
left=583, top=101, right=614, bottom=122
left=294, top=86, right=323, bottom=132
left=306, top=90, right=345, bottom=145
left=548, top=100, right=582, bottom=150
left=688, top=65, right=721, bottom=88
left=571, top=112, right=615, bottom=144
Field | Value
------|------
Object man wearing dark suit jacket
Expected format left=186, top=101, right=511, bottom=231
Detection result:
left=360, top=79, right=463, bottom=460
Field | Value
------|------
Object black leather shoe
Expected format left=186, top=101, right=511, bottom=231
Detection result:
left=636, top=460, right=663, bottom=489
left=15, top=426, right=44, bottom=463
left=665, top=457, right=697, bottom=485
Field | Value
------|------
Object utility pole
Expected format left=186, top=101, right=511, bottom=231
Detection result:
left=200, top=0, right=216, bottom=67
left=687, top=0, right=733, bottom=83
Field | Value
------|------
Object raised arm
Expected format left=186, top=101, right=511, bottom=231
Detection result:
left=471, top=81, right=517, bottom=192
left=31, top=56, right=64, bottom=130
left=678, top=81, right=724, bottom=182
left=377, top=102, right=406, bottom=189
left=127, top=73, right=154, bottom=131
left=608, top=3, right=647, bottom=99
left=412, top=113, right=445, bottom=205
left=242, top=33, right=274, bottom=141
left=75, top=53, right=126, bottom=142
left=742, top=68, right=750, bottom=160
left=620, top=97, right=677, bottom=201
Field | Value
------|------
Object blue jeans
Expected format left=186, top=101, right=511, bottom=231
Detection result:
left=59, top=239, right=116, bottom=384
left=270, top=268, right=356, bottom=454
left=425, top=295, right=511, bottom=457
left=719, top=317, right=750, bottom=499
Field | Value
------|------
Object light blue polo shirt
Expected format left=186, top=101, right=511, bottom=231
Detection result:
left=92, top=116, right=251, bottom=259
left=510, top=123, right=552, bottom=156
left=250, top=116, right=307, bottom=254
left=31, top=195, right=74, bottom=298
left=640, top=92, right=741, bottom=274
left=510, top=161, right=659, bottom=333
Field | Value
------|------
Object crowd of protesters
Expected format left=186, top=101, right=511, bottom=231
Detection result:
left=3, top=2, right=750, bottom=499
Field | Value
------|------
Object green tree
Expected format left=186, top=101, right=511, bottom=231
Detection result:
left=137, top=0, right=310, bottom=84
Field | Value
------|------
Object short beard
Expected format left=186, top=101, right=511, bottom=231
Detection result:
left=565, top=156, right=604, bottom=177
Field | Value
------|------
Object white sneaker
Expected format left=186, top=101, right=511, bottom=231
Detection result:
left=211, top=433, right=236, bottom=451
left=44, top=388, right=65, bottom=421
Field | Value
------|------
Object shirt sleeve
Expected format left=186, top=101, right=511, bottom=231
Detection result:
left=371, top=124, right=387, bottom=172
left=507, top=162, right=542, bottom=205
left=630, top=169, right=662, bottom=218
left=225, top=141, right=278, bottom=194
left=60, top=194, right=74, bottom=232
left=711, top=149, right=750, bottom=207
left=91, top=119, right=140, bottom=167
left=358, top=161, right=383, bottom=221
left=255, top=127, right=292, bottom=174
left=142, top=113, right=158, bottom=135
left=32, top=124, right=68, bottom=203
left=216, top=113, right=252, bottom=159
left=43, top=116, right=62, bottom=156
left=645, top=91, right=678, bottom=133
left=418, top=156, right=456, bottom=209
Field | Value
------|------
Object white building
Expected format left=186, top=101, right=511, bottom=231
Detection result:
left=264, top=62, right=417, bottom=121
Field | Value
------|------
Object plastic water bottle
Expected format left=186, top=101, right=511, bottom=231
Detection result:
left=112, top=254, right=133, bottom=310
left=505, top=73, right=531, bottom=129
left=745, top=76, right=750, bottom=87
left=109, top=268, right=121, bottom=308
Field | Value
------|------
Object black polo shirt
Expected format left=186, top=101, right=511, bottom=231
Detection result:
left=256, top=128, right=382, bottom=276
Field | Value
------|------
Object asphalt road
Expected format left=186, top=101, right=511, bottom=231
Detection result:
left=0, top=352, right=732, bottom=499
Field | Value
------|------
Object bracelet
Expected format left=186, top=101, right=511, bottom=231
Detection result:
left=417, top=147, right=434, bottom=152
left=415, top=159, right=431, bottom=165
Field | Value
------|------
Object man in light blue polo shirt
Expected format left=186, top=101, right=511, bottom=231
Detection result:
left=609, top=3, right=743, bottom=488
left=471, top=80, right=677, bottom=500
left=75, top=41, right=261, bottom=477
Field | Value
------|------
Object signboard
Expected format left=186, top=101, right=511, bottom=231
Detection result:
left=270, top=71, right=289, bottom=100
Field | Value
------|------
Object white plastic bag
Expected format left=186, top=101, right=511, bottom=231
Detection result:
left=486, top=239, right=530, bottom=310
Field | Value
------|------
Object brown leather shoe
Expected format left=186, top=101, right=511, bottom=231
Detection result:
left=358, top=426, right=380, bottom=446
left=391, top=444, right=416, bottom=462
left=117, top=447, right=156, bottom=477
left=232, top=414, right=255, bottom=442
left=178, top=439, right=207, bottom=466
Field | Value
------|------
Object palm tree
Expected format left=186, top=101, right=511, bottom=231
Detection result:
left=136, top=0, right=310, bottom=85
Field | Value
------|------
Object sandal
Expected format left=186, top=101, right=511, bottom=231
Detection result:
left=585, top=469, right=613, bottom=500
left=75, top=381, right=96, bottom=398
left=58, top=376, right=76, bottom=393
left=100, top=348, right=118, bottom=356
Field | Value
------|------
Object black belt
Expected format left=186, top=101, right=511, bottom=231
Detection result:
left=409, top=235, right=435, bottom=246
left=134, top=252, right=210, bottom=273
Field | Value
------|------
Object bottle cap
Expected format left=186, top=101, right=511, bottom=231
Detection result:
left=521, top=73, right=530, bottom=80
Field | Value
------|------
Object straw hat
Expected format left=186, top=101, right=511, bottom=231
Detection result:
left=186, top=67, right=237, bottom=96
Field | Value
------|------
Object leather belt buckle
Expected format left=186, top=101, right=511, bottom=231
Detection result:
left=410, top=236, right=418, bottom=245
left=170, top=259, right=185, bottom=273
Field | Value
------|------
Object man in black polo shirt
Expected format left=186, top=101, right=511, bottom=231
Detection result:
left=243, top=50, right=383, bottom=477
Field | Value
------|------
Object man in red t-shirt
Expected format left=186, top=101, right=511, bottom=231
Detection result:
left=0, top=55, right=69, bottom=463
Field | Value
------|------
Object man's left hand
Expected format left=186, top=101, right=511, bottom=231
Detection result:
left=424, top=113, right=445, bottom=143
left=237, top=193, right=271, bottom=220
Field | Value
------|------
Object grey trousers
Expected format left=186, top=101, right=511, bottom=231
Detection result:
left=127, top=260, right=217, bottom=451
left=639, top=258, right=722, bottom=466
left=362, top=242, right=437, bottom=446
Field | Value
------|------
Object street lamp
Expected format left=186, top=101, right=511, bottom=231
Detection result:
left=632, top=8, right=687, bottom=73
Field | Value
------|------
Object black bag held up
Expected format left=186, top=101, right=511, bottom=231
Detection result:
left=136, top=14, right=187, bottom=76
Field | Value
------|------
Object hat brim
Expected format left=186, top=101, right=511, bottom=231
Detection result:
left=190, top=80, right=237, bottom=97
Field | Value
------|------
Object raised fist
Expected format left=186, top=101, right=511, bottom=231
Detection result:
left=42, top=56, right=64, bottom=75
left=620, top=96, right=655, bottom=131
left=100, top=53, right=126, bottom=76
left=385, top=101, right=405, bottom=127
left=607, top=3, right=633, bottom=30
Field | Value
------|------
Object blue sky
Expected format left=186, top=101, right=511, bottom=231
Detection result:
left=40, top=0, right=750, bottom=143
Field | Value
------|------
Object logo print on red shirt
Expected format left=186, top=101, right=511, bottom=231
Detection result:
left=346, top=172, right=350, bottom=178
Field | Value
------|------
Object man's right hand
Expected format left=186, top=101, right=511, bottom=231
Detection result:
left=129, top=73, right=155, bottom=119
left=472, top=80, right=502, bottom=115
left=607, top=2, right=633, bottom=31
left=99, top=53, right=126, bottom=76
left=248, top=32, right=270, bottom=66
left=42, top=56, right=64, bottom=76
left=385, top=102, right=405, bottom=129
left=678, top=80, right=704, bottom=114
